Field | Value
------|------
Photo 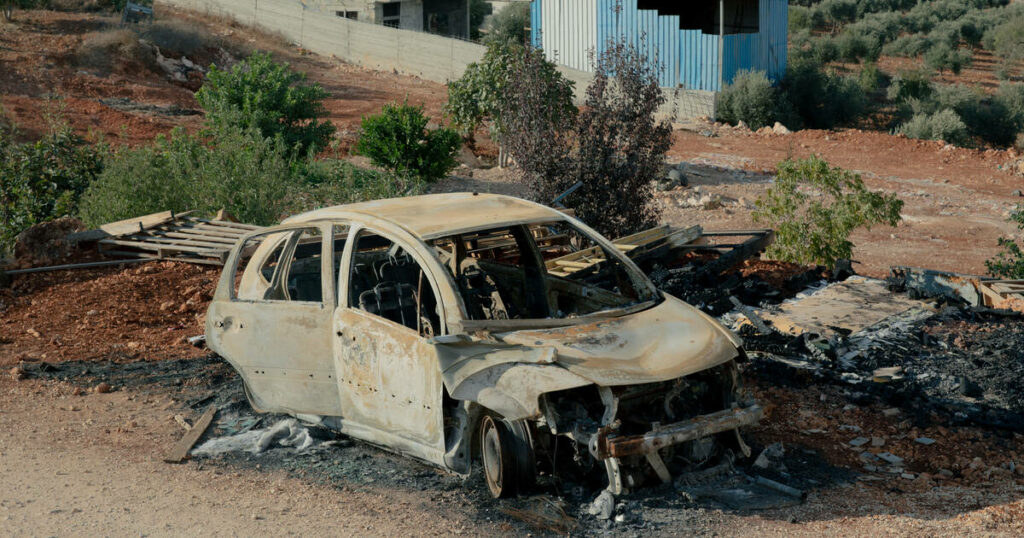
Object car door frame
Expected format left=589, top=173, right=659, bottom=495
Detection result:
left=206, top=221, right=341, bottom=418
left=329, top=218, right=463, bottom=468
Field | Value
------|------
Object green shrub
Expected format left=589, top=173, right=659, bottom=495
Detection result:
left=356, top=101, right=460, bottom=183
left=985, top=16, right=1024, bottom=60
left=995, top=83, right=1024, bottom=126
left=781, top=60, right=867, bottom=129
left=79, top=127, right=408, bottom=228
left=986, top=206, right=1024, bottom=278
left=789, top=6, right=814, bottom=32
left=716, top=69, right=787, bottom=130
left=883, top=34, right=934, bottom=57
left=924, top=42, right=972, bottom=74
left=887, top=69, right=934, bottom=103
left=753, top=156, right=903, bottom=266
left=484, top=1, right=530, bottom=45
left=895, top=109, right=971, bottom=146
left=858, top=62, right=883, bottom=93
left=0, top=125, right=105, bottom=254
left=196, top=52, right=335, bottom=156
left=818, top=0, right=857, bottom=29
left=835, top=31, right=880, bottom=62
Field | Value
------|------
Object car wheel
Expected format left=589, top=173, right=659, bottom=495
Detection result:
left=479, top=414, right=535, bottom=498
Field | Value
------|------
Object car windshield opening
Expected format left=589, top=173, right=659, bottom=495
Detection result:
left=430, top=221, right=657, bottom=321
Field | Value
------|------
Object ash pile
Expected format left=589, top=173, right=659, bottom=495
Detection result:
left=722, top=268, right=1024, bottom=434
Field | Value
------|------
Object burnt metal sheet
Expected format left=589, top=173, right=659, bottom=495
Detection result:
left=599, top=404, right=763, bottom=458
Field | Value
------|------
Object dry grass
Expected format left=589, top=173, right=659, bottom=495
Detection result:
left=77, top=28, right=155, bottom=72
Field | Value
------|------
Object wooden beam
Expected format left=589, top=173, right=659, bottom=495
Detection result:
left=163, top=405, right=217, bottom=464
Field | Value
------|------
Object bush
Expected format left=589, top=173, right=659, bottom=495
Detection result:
left=986, top=206, right=1024, bottom=278
left=789, top=6, right=814, bottom=32
left=781, top=60, right=867, bottom=129
left=484, top=1, right=531, bottom=45
left=995, top=83, right=1024, bottom=126
left=895, top=109, right=971, bottom=146
left=924, top=42, right=972, bottom=74
left=887, top=69, right=934, bottom=103
left=356, top=101, right=460, bottom=183
left=0, top=125, right=105, bottom=254
left=818, top=0, right=857, bottom=29
left=77, top=29, right=155, bottom=72
left=140, top=20, right=218, bottom=55
left=753, top=156, right=903, bottom=266
left=835, top=31, right=880, bottom=63
left=716, top=70, right=786, bottom=130
left=985, top=17, right=1024, bottom=60
left=858, top=62, right=883, bottom=93
left=79, top=127, right=409, bottom=227
left=883, top=34, right=934, bottom=57
left=501, top=38, right=671, bottom=238
left=196, top=52, right=335, bottom=156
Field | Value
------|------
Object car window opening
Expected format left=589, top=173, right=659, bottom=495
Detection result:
left=349, top=231, right=441, bottom=337
left=431, top=221, right=657, bottom=321
left=234, top=227, right=324, bottom=304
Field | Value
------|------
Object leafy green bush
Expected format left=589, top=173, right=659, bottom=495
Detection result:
left=895, top=109, right=971, bottom=146
left=484, top=1, right=530, bottom=45
left=0, top=125, right=105, bottom=254
left=781, top=60, right=867, bottom=129
left=500, top=38, right=671, bottom=238
left=356, top=101, right=460, bottom=183
left=984, top=16, right=1024, bottom=60
left=923, top=42, right=972, bottom=74
left=986, top=206, right=1024, bottom=278
left=716, top=70, right=788, bottom=130
left=858, top=62, right=883, bottom=93
left=196, top=52, right=335, bottom=156
left=818, top=0, right=857, bottom=29
left=79, top=127, right=408, bottom=227
left=883, top=34, right=934, bottom=57
left=835, top=31, right=880, bottom=62
left=789, top=6, right=814, bottom=32
left=886, top=69, right=934, bottom=103
left=995, top=83, right=1024, bottom=126
left=753, top=156, right=903, bottom=266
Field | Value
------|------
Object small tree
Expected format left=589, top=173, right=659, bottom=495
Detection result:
left=484, top=1, right=531, bottom=45
left=445, top=43, right=574, bottom=166
left=356, top=101, right=460, bottom=183
left=1, top=124, right=105, bottom=254
left=753, top=156, right=903, bottom=266
left=716, top=69, right=784, bottom=130
left=196, top=52, right=335, bottom=156
left=986, top=207, right=1024, bottom=279
left=502, top=38, right=671, bottom=238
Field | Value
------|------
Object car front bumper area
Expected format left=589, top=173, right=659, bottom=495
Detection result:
left=593, top=404, right=764, bottom=459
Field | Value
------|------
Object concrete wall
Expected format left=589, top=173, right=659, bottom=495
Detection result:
left=156, top=0, right=715, bottom=118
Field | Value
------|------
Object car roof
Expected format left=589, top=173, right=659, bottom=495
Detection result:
left=283, top=192, right=567, bottom=239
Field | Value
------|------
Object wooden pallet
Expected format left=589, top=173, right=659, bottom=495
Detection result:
left=96, top=211, right=263, bottom=265
left=545, top=224, right=703, bottom=277
left=978, top=280, right=1024, bottom=312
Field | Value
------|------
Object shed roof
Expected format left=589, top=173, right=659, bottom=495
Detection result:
left=284, top=192, right=566, bottom=239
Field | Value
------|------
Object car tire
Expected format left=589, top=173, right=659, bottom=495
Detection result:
left=479, top=414, right=536, bottom=498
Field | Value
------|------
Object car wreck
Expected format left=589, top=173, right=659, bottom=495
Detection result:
left=205, top=193, right=762, bottom=498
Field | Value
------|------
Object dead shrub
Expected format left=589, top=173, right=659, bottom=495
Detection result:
left=141, top=20, right=218, bottom=56
left=77, top=29, right=155, bottom=72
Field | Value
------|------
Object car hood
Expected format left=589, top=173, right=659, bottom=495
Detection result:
left=497, top=294, right=742, bottom=386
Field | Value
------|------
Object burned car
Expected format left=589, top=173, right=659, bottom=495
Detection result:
left=206, top=193, right=761, bottom=498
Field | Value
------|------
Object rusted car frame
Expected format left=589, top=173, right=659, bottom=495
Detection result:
left=206, top=193, right=761, bottom=498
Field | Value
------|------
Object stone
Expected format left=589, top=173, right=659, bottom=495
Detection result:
left=1013, top=190, right=1023, bottom=197
left=26, top=328, right=40, bottom=338
left=915, top=437, right=936, bottom=446
left=937, top=468, right=954, bottom=478
left=772, top=122, right=791, bottom=135
left=901, top=473, right=916, bottom=480
left=849, top=437, right=870, bottom=447
left=839, top=425, right=862, bottom=432
left=736, top=120, right=749, bottom=131
left=94, top=382, right=112, bottom=394
left=877, top=452, right=904, bottom=465
left=588, top=490, right=615, bottom=520
left=9, top=367, right=24, bottom=381
left=871, top=437, right=886, bottom=447
left=753, top=442, right=786, bottom=472
left=882, top=408, right=900, bottom=417
left=159, top=301, right=175, bottom=312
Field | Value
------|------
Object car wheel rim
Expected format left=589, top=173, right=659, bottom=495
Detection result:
left=482, top=416, right=503, bottom=494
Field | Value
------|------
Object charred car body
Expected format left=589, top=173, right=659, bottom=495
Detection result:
left=206, top=193, right=761, bottom=497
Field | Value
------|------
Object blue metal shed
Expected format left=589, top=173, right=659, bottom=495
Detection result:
left=530, top=0, right=787, bottom=92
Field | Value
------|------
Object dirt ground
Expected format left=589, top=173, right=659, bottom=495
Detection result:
left=3, top=7, right=1024, bottom=537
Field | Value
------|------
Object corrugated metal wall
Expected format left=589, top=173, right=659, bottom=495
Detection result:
left=533, top=0, right=787, bottom=91
left=539, top=0, right=598, bottom=72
